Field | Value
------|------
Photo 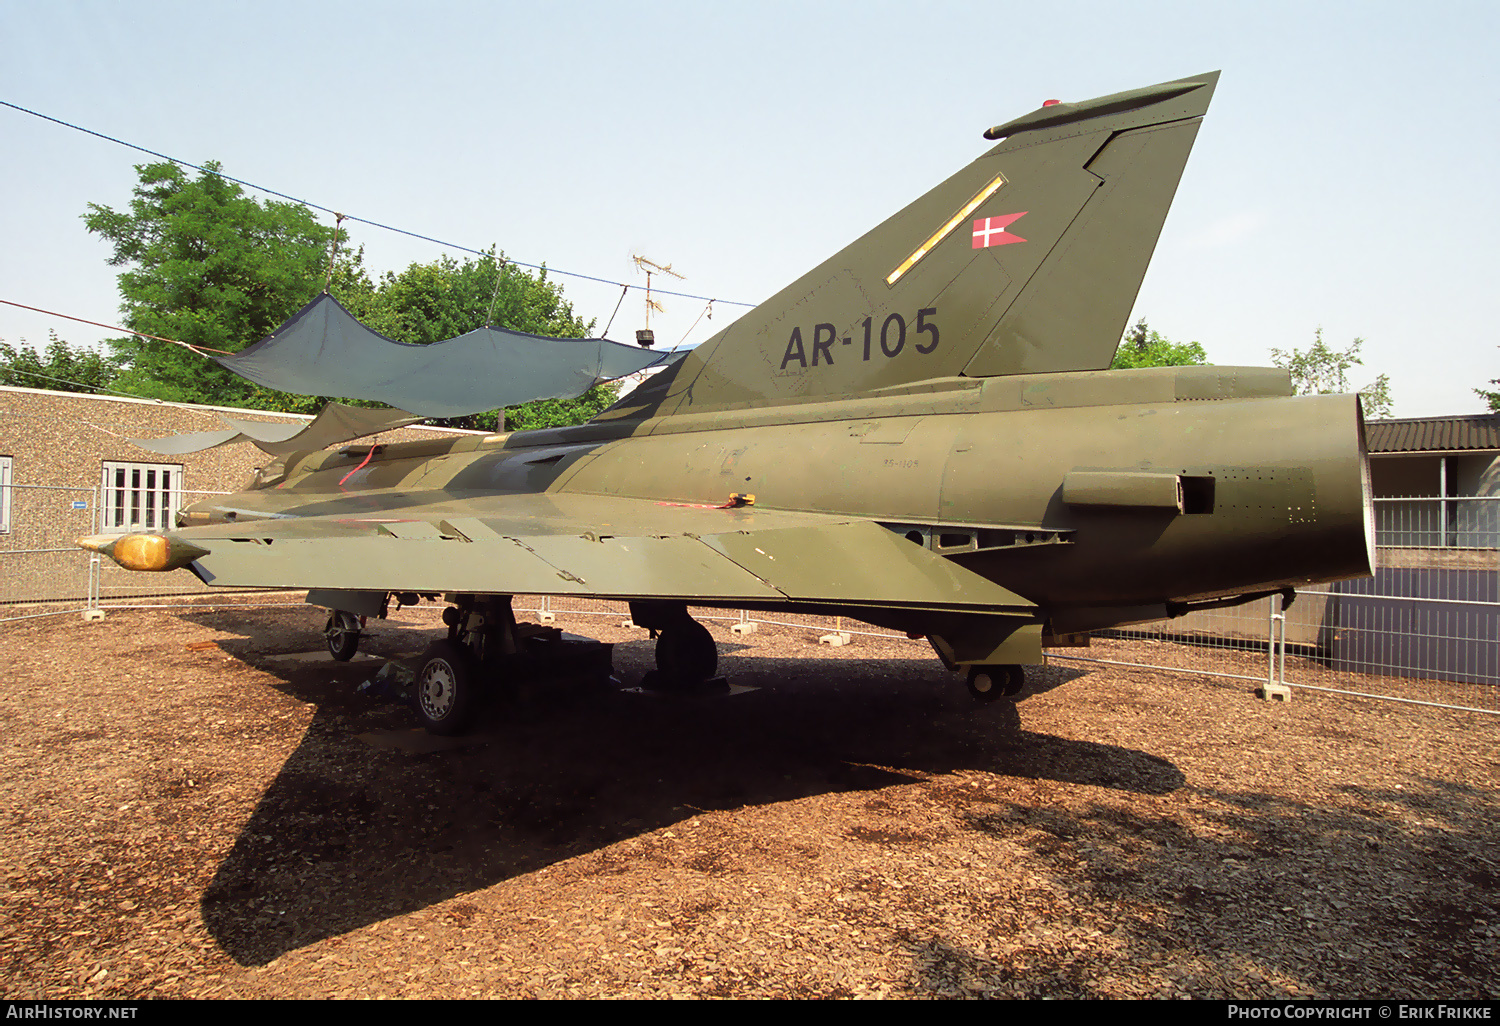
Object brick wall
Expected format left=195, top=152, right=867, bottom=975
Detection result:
left=0, top=386, right=482, bottom=604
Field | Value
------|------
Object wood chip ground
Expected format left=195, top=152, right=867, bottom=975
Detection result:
left=1, top=600, right=1495, bottom=999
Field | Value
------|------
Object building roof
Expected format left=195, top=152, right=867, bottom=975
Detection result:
left=0, top=384, right=488, bottom=438
left=1366, top=413, right=1500, bottom=453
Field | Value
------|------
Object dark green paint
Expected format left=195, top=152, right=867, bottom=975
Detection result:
left=88, top=73, right=1375, bottom=668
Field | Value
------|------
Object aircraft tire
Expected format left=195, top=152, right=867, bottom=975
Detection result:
left=656, top=618, right=718, bottom=684
left=966, top=664, right=1023, bottom=702
left=325, top=611, right=361, bottom=662
left=415, top=640, right=481, bottom=735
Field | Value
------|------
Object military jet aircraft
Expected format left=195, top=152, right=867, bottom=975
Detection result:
left=82, top=71, right=1376, bottom=734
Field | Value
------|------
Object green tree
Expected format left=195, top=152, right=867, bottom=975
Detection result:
left=1111, top=319, right=1209, bottom=368
left=505, top=387, right=620, bottom=431
left=84, top=163, right=613, bottom=430
left=1476, top=352, right=1499, bottom=412
left=1269, top=329, right=1393, bottom=419
left=83, top=160, right=346, bottom=407
left=0, top=331, right=123, bottom=393
left=351, top=252, right=611, bottom=431
left=350, top=252, right=587, bottom=342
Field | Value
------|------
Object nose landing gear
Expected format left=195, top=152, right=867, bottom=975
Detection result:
left=324, top=610, right=363, bottom=661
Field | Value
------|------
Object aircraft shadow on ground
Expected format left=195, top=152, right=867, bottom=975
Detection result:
left=889, top=774, right=1500, bottom=999
left=182, top=613, right=1185, bottom=966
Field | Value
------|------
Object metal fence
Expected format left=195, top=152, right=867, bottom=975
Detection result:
left=92, top=488, right=276, bottom=606
left=512, top=595, right=898, bottom=643
left=0, top=482, right=297, bottom=623
left=1377, top=495, right=1500, bottom=549
left=1046, top=496, right=1500, bottom=714
left=519, top=496, right=1500, bottom=716
left=0, top=483, right=100, bottom=616
left=2, top=476, right=1495, bottom=715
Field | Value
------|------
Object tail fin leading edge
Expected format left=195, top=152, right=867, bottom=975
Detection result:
left=618, top=72, right=1219, bottom=419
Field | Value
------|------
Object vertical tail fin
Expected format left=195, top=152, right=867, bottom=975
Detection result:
left=612, top=72, right=1219, bottom=419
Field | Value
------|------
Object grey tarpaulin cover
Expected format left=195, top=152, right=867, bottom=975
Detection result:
left=214, top=294, right=671, bottom=418
left=132, top=403, right=423, bottom=456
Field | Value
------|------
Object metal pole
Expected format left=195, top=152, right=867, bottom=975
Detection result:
left=1277, top=591, right=1288, bottom=691
left=1259, top=593, right=1290, bottom=701
left=86, top=483, right=102, bottom=617
left=1440, top=456, right=1449, bottom=548
left=1267, top=598, right=1275, bottom=688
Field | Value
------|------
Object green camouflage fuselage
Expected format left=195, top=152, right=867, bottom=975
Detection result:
left=192, top=361, right=1372, bottom=638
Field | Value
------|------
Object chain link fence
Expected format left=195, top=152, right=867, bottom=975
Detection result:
left=1047, top=496, right=1500, bottom=714
left=92, top=488, right=277, bottom=607
left=3, top=471, right=1494, bottom=714
left=511, top=595, right=899, bottom=643
left=0, top=482, right=303, bottom=623
left=1295, top=496, right=1499, bottom=712
left=0, top=483, right=99, bottom=619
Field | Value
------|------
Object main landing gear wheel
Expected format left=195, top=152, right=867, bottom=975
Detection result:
left=325, top=611, right=361, bottom=662
left=415, top=640, right=482, bottom=736
left=966, top=664, right=1024, bottom=702
left=656, top=618, right=718, bottom=685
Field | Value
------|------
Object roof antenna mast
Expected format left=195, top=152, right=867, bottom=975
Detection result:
left=631, top=254, right=684, bottom=348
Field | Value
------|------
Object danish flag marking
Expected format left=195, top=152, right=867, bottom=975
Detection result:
left=972, top=212, right=1028, bottom=248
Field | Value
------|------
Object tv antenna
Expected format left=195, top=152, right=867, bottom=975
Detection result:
left=631, top=254, right=684, bottom=347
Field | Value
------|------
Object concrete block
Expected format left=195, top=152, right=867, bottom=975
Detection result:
left=819, top=631, right=852, bottom=646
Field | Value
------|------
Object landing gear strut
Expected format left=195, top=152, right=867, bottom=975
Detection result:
left=407, top=595, right=616, bottom=734
left=413, top=595, right=520, bottom=735
left=966, top=664, right=1024, bottom=702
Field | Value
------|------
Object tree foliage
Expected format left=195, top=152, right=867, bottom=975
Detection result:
left=1476, top=352, right=1499, bottom=413
left=345, top=252, right=589, bottom=344
left=83, top=161, right=339, bottom=406
left=0, top=332, right=122, bottom=394
left=81, top=162, right=612, bottom=431
left=1110, top=319, right=1209, bottom=369
left=1269, top=329, right=1393, bottom=420
left=340, top=251, right=609, bottom=431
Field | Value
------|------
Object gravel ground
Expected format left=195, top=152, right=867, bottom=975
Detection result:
left=0, top=599, right=1495, bottom=1000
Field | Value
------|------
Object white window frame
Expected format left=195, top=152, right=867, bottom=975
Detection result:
left=0, top=456, right=11, bottom=535
left=100, top=461, right=183, bottom=534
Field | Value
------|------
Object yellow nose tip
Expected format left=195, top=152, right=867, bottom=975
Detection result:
left=77, top=533, right=209, bottom=572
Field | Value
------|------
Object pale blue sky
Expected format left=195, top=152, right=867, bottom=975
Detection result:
left=2, top=0, right=1496, bottom=416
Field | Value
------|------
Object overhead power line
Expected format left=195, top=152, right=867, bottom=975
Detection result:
left=1, top=98, right=755, bottom=310
left=0, top=364, right=152, bottom=403
left=0, top=299, right=231, bottom=355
